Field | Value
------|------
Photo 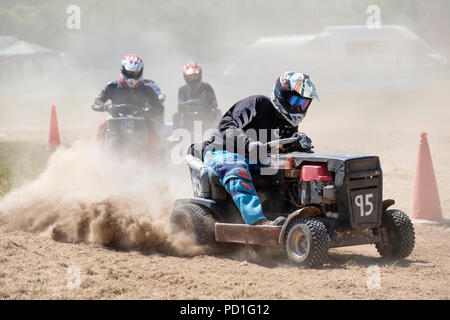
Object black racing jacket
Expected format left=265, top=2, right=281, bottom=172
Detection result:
left=178, top=82, right=217, bottom=112
left=197, top=95, right=298, bottom=159
left=93, top=79, right=165, bottom=122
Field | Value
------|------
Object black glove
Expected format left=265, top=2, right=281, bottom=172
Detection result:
left=92, top=99, right=107, bottom=112
left=281, top=132, right=314, bottom=153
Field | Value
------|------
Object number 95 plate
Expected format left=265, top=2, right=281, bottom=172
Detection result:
left=351, top=189, right=378, bottom=225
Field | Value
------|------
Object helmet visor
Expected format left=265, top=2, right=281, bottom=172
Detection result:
left=123, top=69, right=142, bottom=80
left=288, top=95, right=311, bottom=113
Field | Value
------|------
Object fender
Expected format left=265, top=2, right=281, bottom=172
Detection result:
left=279, top=206, right=321, bottom=244
left=173, top=198, right=242, bottom=223
left=174, top=198, right=220, bottom=214
left=382, top=199, right=395, bottom=212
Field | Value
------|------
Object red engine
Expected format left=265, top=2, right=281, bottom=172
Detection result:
left=301, top=164, right=333, bottom=182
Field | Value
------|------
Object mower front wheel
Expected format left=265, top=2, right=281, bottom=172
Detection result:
left=285, top=218, right=330, bottom=268
left=376, top=209, right=415, bottom=259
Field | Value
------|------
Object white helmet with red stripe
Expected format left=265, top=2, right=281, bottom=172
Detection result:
left=120, top=54, right=144, bottom=88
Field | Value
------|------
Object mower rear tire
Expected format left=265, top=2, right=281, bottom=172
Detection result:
left=170, top=203, right=216, bottom=246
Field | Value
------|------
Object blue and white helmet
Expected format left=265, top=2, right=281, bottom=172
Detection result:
left=272, top=71, right=319, bottom=126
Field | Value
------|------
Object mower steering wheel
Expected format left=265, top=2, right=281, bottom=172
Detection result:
left=262, top=136, right=299, bottom=149
left=113, top=104, right=141, bottom=111
left=111, top=104, right=146, bottom=117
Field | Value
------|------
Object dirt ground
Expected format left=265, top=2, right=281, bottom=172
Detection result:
left=0, top=86, right=449, bottom=300
left=0, top=223, right=448, bottom=299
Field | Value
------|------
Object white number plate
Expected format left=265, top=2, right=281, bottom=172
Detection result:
left=351, top=190, right=378, bottom=224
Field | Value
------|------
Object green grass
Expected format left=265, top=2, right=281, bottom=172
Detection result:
left=0, top=141, right=49, bottom=196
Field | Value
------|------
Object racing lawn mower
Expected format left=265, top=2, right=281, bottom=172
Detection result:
left=172, top=99, right=222, bottom=133
left=170, top=137, right=415, bottom=268
left=97, top=103, right=162, bottom=155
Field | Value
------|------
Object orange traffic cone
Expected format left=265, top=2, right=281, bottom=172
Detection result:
left=47, top=105, right=61, bottom=151
left=411, top=132, right=442, bottom=220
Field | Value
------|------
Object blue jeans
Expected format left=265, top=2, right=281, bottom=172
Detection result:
left=204, top=150, right=265, bottom=225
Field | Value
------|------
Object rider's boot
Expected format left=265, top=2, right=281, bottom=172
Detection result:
left=254, top=216, right=286, bottom=226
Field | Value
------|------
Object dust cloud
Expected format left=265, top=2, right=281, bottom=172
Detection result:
left=0, top=140, right=205, bottom=255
